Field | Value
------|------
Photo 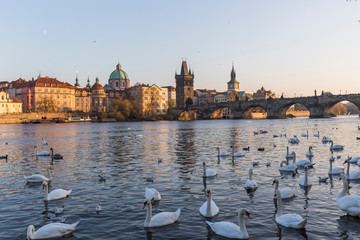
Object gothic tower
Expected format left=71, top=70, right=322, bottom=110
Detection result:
left=175, top=60, right=194, bottom=108
left=227, top=64, right=239, bottom=92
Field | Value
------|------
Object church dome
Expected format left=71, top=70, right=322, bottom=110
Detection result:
left=109, top=63, right=129, bottom=80
left=91, top=77, right=104, bottom=90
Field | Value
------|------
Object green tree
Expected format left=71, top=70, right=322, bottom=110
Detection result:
left=165, top=99, right=176, bottom=120
left=36, top=97, right=56, bottom=112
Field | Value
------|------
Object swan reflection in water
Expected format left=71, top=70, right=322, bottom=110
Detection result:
left=337, top=215, right=360, bottom=239
left=276, top=224, right=308, bottom=239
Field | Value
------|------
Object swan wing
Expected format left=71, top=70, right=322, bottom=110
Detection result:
left=280, top=188, right=296, bottom=199
left=276, top=214, right=306, bottom=229
left=145, top=187, right=157, bottom=199
left=33, top=222, right=76, bottom=239
left=337, top=195, right=360, bottom=215
left=149, top=209, right=181, bottom=227
left=24, top=174, right=49, bottom=182
left=234, top=152, right=246, bottom=157
left=200, top=200, right=219, bottom=217
left=48, top=189, right=71, bottom=200
left=206, top=221, right=243, bottom=239
left=349, top=171, right=360, bottom=180
left=245, top=180, right=258, bottom=189
left=206, top=169, right=217, bottom=177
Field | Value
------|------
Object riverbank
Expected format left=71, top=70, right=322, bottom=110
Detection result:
left=0, top=112, right=71, bottom=124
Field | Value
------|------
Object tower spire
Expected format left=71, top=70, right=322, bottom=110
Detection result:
left=74, top=70, right=80, bottom=87
left=86, top=72, right=91, bottom=88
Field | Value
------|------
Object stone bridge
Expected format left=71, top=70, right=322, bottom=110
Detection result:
left=186, top=94, right=360, bottom=119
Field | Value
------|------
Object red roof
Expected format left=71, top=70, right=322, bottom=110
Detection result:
left=91, top=83, right=104, bottom=90
left=10, top=98, right=21, bottom=103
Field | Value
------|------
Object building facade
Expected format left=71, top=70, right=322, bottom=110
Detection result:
left=0, top=90, right=22, bottom=114
left=108, top=63, right=130, bottom=90
left=175, top=60, right=194, bottom=108
left=253, top=87, right=276, bottom=100
left=227, top=64, right=239, bottom=92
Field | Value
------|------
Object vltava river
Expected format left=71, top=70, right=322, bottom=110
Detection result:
left=1, top=116, right=360, bottom=239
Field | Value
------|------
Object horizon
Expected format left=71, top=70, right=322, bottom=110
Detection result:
left=1, top=1, right=360, bottom=98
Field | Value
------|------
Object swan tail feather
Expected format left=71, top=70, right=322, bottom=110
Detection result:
left=68, top=189, right=72, bottom=196
left=175, top=208, right=181, bottom=217
left=206, top=220, right=214, bottom=228
left=71, top=221, right=80, bottom=228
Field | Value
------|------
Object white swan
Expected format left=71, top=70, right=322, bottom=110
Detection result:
left=42, top=137, right=48, bottom=146
left=216, top=147, right=229, bottom=157
left=43, top=181, right=72, bottom=201
left=285, top=147, right=295, bottom=160
left=305, top=146, right=314, bottom=158
left=288, top=136, right=300, bottom=144
left=272, top=179, right=296, bottom=199
left=24, top=166, right=52, bottom=183
left=34, top=145, right=50, bottom=156
left=143, top=198, right=181, bottom=227
left=279, top=160, right=297, bottom=172
left=321, top=136, right=332, bottom=143
left=27, top=221, right=79, bottom=240
left=337, top=172, right=360, bottom=216
left=299, top=166, right=311, bottom=187
left=230, top=146, right=246, bottom=157
left=244, top=168, right=258, bottom=191
left=199, top=188, right=219, bottom=217
left=314, top=131, right=320, bottom=137
left=345, top=157, right=360, bottom=180
left=275, top=189, right=307, bottom=229
left=349, top=156, right=360, bottom=163
left=301, top=130, right=308, bottom=137
left=203, top=162, right=217, bottom=177
left=328, top=156, right=344, bottom=175
left=330, top=140, right=344, bottom=151
left=206, top=208, right=251, bottom=239
left=145, top=187, right=161, bottom=201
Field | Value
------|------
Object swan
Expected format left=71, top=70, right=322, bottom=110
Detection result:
left=305, top=146, right=314, bottom=158
left=42, top=138, right=48, bottom=146
left=337, top=173, right=360, bottom=216
left=199, top=188, right=219, bottom=217
left=293, top=152, right=315, bottom=168
left=272, top=179, right=296, bottom=199
left=206, top=208, right=251, bottom=239
left=275, top=189, right=307, bottom=229
left=43, top=181, right=72, bottom=201
left=345, top=157, right=360, bottom=180
left=27, top=221, right=79, bottom=240
left=216, top=147, right=229, bottom=157
left=203, top=162, right=217, bottom=177
left=321, top=136, right=332, bottom=143
left=301, top=130, right=308, bottom=137
left=285, top=147, right=295, bottom=160
left=0, top=155, right=8, bottom=159
left=24, top=166, right=52, bottom=183
left=288, top=136, right=300, bottom=144
left=279, top=160, right=298, bottom=172
left=230, top=146, right=246, bottom=157
left=330, top=140, right=344, bottom=151
left=328, top=156, right=344, bottom=175
left=143, top=198, right=181, bottom=227
left=145, top=187, right=161, bottom=201
left=314, top=131, right=320, bottom=137
left=349, top=156, right=360, bottom=163
left=34, top=145, right=50, bottom=156
left=50, top=148, right=63, bottom=159
left=299, top=166, right=311, bottom=187
left=244, top=168, right=258, bottom=191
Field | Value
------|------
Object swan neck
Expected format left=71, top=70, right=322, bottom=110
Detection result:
left=338, top=177, right=349, bottom=199
left=232, top=147, right=234, bottom=155
left=274, top=182, right=279, bottom=195
left=47, top=168, right=52, bottom=180
left=329, top=160, right=333, bottom=172
left=304, top=168, right=308, bottom=186
left=238, top=212, right=248, bottom=237
left=248, top=170, right=252, bottom=180
left=27, top=225, right=35, bottom=240
left=206, top=194, right=212, bottom=216
left=203, top=165, right=206, bottom=176
left=145, top=202, right=152, bottom=225
left=277, top=193, right=282, bottom=216
left=346, top=161, right=350, bottom=178
left=44, top=184, right=49, bottom=201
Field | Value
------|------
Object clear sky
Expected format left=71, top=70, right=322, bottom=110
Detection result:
left=1, top=0, right=360, bottom=97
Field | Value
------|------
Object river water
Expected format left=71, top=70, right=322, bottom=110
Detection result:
left=1, top=116, right=360, bottom=239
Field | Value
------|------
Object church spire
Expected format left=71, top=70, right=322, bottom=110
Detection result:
left=180, top=60, right=189, bottom=75
left=86, top=73, right=91, bottom=88
left=230, top=63, right=236, bottom=82
left=74, top=71, right=80, bottom=87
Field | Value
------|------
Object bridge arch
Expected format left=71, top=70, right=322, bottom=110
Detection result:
left=323, top=99, right=360, bottom=117
left=210, top=107, right=234, bottom=119
left=243, top=105, right=267, bottom=119
left=278, top=102, right=310, bottom=118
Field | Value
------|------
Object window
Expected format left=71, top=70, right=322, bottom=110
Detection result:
left=44, top=89, right=48, bottom=92
left=63, top=95, right=66, bottom=98
left=57, top=95, right=60, bottom=98
left=57, top=90, right=60, bottom=93
left=123, top=82, right=125, bottom=87
left=50, top=89, right=54, bottom=93
left=63, top=101, right=66, bottom=105
left=116, top=82, right=119, bottom=87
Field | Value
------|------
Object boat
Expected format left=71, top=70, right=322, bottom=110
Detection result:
left=68, top=116, right=92, bottom=122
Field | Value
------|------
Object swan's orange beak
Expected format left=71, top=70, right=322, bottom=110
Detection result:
left=246, top=213, right=252, bottom=219
left=42, top=184, right=45, bottom=190
left=343, top=160, right=347, bottom=164
left=142, top=202, right=147, bottom=209
left=206, top=191, right=210, bottom=197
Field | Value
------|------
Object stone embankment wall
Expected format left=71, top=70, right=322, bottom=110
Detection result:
left=0, top=112, right=71, bottom=124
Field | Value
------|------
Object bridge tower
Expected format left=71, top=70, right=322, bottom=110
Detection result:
left=227, top=64, right=239, bottom=92
left=175, top=60, right=194, bottom=109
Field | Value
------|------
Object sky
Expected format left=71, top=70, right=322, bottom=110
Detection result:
left=1, top=0, right=360, bottom=97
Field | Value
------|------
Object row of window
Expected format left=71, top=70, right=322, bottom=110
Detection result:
left=37, top=88, right=73, bottom=93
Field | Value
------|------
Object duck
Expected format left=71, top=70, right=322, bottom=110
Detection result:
left=318, top=177, right=329, bottom=183
left=34, top=145, right=50, bottom=156
left=272, top=179, right=296, bottom=199
left=305, top=146, right=314, bottom=158
left=279, top=160, right=298, bottom=172
left=27, top=221, right=79, bottom=240
left=275, top=189, right=307, bottom=229
left=216, top=147, right=229, bottom=157
left=55, top=206, right=64, bottom=215
left=242, top=146, right=250, bottom=151
left=145, top=187, right=161, bottom=201
left=50, top=148, right=63, bottom=159
left=43, top=181, right=72, bottom=201
left=98, top=175, right=106, bottom=182
left=252, top=161, right=259, bottom=167
left=143, top=198, right=181, bottom=227
left=329, top=140, right=344, bottom=151
left=203, top=162, right=217, bottom=177
left=344, top=157, right=360, bottom=180
left=299, top=166, right=312, bottom=187
left=314, top=131, right=320, bottom=138
left=24, top=166, right=52, bottom=183
left=301, top=130, right=308, bottom=137
left=337, top=173, right=360, bottom=216
left=244, top=168, right=258, bottom=191
left=42, top=138, right=48, bottom=146
left=288, top=136, right=300, bottom=144
left=95, top=203, right=102, bottom=212
left=206, top=208, right=251, bottom=239
left=257, top=147, right=265, bottom=151
left=230, top=146, right=246, bottom=157
left=0, top=155, right=8, bottom=159
left=199, top=188, right=219, bottom=217
left=328, top=156, right=344, bottom=175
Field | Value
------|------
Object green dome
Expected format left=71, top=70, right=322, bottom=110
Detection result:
left=109, top=63, right=129, bottom=80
